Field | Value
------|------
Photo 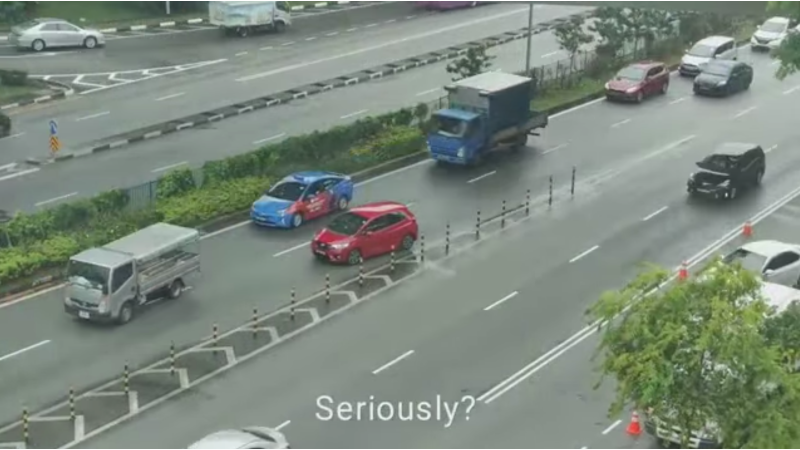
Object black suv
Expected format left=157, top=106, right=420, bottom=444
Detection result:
left=687, top=143, right=766, bottom=200
left=0, top=111, right=9, bottom=138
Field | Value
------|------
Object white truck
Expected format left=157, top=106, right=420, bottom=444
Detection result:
left=63, top=223, right=201, bottom=325
left=209, top=1, right=291, bottom=37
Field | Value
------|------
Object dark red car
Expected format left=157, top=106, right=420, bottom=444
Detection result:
left=605, top=61, right=670, bottom=103
left=311, top=202, right=418, bottom=265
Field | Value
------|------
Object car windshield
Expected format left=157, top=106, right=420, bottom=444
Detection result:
left=699, top=154, right=738, bottom=172
left=67, top=260, right=110, bottom=290
left=724, top=249, right=767, bottom=273
left=326, top=212, right=368, bottom=236
left=688, top=43, right=716, bottom=58
left=267, top=181, right=306, bottom=201
left=761, top=20, right=787, bottom=33
left=616, top=66, right=646, bottom=81
left=434, top=115, right=468, bottom=137
left=703, top=63, right=731, bottom=77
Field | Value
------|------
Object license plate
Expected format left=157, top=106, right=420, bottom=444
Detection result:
left=78, top=311, right=90, bottom=319
left=315, top=249, right=326, bottom=255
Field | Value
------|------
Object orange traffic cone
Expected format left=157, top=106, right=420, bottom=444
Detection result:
left=626, top=411, right=642, bottom=436
left=742, top=221, right=753, bottom=238
left=678, top=261, right=688, bottom=281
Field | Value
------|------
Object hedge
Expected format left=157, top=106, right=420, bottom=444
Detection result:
left=0, top=105, right=428, bottom=287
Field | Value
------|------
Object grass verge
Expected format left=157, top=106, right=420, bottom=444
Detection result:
left=0, top=79, right=52, bottom=104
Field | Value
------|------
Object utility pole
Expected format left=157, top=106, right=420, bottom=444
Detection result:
left=166, top=1, right=171, bottom=15
left=525, top=2, right=534, bottom=74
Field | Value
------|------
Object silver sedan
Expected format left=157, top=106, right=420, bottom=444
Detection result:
left=723, top=240, right=800, bottom=287
left=188, top=427, right=290, bottom=449
left=8, top=18, right=105, bottom=52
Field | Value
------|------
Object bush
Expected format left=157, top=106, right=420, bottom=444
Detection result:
left=0, top=69, right=28, bottom=87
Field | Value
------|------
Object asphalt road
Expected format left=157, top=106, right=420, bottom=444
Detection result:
left=0, top=3, right=589, bottom=166
left=0, top=27, right=573, bottom=211
left=41, top=51, right=800, bottom=448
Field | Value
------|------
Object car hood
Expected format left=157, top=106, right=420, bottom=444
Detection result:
left=606, top=78, right=641, bottom=91
left=682, top=54, right=711, bottom=67
left=252, top=196, right=293, bottom=214
left=754, top=30, right=784, bottom=41
left=315, top=228, right=354, bottom=245
left=694, top=73, right=726, bottom=86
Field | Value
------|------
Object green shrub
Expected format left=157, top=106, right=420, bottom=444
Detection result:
left=157, top=177, right=268, bottom=226
left=0, top=69, right=28, bottom=87
left=157, top=167, right=197, bottom=198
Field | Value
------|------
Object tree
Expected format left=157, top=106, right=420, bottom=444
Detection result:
left=625, top=9, right=675, bottom=56
left=0, top=1, right=26, bottom=25
left=587, top=258, right=800, bottom=448
left=445, top=45, right=493, bottom=81
left=589, top=7, right=633, bottom=59
left=768, top=2, right=800, bottom=80
left=553, top=15, right=593, bottom=72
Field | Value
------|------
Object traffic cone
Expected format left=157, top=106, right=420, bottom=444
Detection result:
left=626, top=411, right=642, bottom=436
left=678, top=261, right=688, bottom=281
left=742, top=221, right=753, bottom=238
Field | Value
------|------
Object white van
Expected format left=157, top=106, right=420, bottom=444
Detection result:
left=679, top=35, right=738, bottom=77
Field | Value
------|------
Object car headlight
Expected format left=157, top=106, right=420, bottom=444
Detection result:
left=456, top=147, right=465, bottom=158
left=604, top=82, right=610, bottom=89
left=277, top=209, right=286, bottom=217
left=64, top=296, right=72, bottom=305
left=98, top=298, right=108, bottom=314
left=330, top=242, right=350, bottom=250
left=717, top=80, right=727, bottom=86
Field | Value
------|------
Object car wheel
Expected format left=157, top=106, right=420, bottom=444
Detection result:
left=291, top=213, right=303, bottom=228
left=236, top=26, right=249, bottom=37
left=635, top=91, right=643, bottom=103
left=274, top=21, right=286, bottom=33
left=400, top=234, right=415, bottom=251
left=31, top=39, right=45, bottom=52
left=729, top=187, right=737, bottom=199
left=117, top=302, right=134, bottom=325
left=347, top=249, right=362, bottom=265
left=168, top=280, right=184, bottom=300
left=755, top=168, right=764, bottom=186
left=83, top=36, right=97, bottom=49
left=0, top=123, right=9, bottom=138
left=337, top=196, right=349, bottom=211
left=660, top=82, right=668, bottom=95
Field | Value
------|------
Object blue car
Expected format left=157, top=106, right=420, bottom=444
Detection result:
left=251, top=171, right=355, bottom=228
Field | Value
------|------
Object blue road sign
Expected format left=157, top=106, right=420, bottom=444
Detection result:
left=49, top=120, right=58, bottom=136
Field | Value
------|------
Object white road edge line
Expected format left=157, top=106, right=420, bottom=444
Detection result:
left=0, top=340, right=51, bottom=363
left=569, top=245, right=599, bottom=263
left=782, top=85, right=800, bottom=95
left=372, top=350, right=414, bottom=375
left=152, top=161, right=188, bottom=174
left=610, top=118, right=631, bottom=128
left=542, top=143, right=567, bottom=155
left=415, top=87, right=441, bottom=97
left=253, top=133, right=286, bottom=145
left=642, top=206, right=668, bottom=222
left=541, top=50, right=560, bottom=58
left=668, top=96, right=686, bottom=105
left=75, top=111, right=110, bottom=122
left=602, top=419, right=623, bottom=435
left=155, top=92, right=185, bottom=102
left=340, top=109, right=368, bottom=120
left=273, top=242, right=310, bottom=258
left=0, top=132, right=24, bottom=140
left=467, top=171, right=496, bottom=184
left=274, top=420, right=291, bottom=431
left=0, top=168, right=39, bottom=182
left=733, top=106, right=757, bottom=119
left=35, top=192, right=78, bottom=208
left=484, top=291, right=518, bottom=311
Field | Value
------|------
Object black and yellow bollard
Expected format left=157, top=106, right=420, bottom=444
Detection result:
left=69, top=387, right=76, bottom=421
left=290, top=288, right=296, bottom=321
left=420, top=235, right=425, bottom=264
left=359, top=262, right=365, bottom=289
left=123, top=363, right=130, bottom=395
left=525, top=189, right=531, bottom=216
left=476, top=210, right=481, bottom=240
left=390, top=247, right=396, bottom=273
left=325, top=274, right=331, bottom=304
left=445, top=223, right=451, bottom=256
left=501, top=200, right=507, bottom=229
left=170, top=342, right=176, bottom=376
left=22, top=406, right=29, bottom=444
left=212, top=323, right=219, bottom=353
left=548, top=175, right=553, bottom=207
left=253, top=307, right=258, bottom=338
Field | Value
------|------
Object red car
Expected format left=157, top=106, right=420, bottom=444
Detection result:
left=311, top=202, right=418, bottom=265
left=604, top=61, right=670, bottom=103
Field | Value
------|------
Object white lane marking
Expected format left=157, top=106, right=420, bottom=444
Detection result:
left=372, top=350, right=414, bottom=375
left=35, top=192, right=77, bottom=208
left=273, top=242, right=309, bottom=258
left=0, top=340, right=51, bottom=363
left=610, top=118, right=631, bottom=128
left=253, top=133, right=286, bottom=145
left=305, top=36, right=317, bottom=41
left=235, top=51, right=248, bottom=57
left=765, top=145, right=778, bottom=154
left=0, top=131, right=24, bottom=140
left=405, top=15, right=416, bottom=20
left=668, top=96, right=686, bottom=105
left=602, top=419, right=622, bottom=435
left=415, top=87, right=441, bottom=97
left=549, top=97, right=605, bottom=119
left=733, top=106, right=757, bottom=119
left=155, top=92, right=185, bottom=102
left=281, top=41, right=295, bottom=46
left=384, top=19, right=397, bottom=24
left=782, top=85, right=800, bottom=95
left=275, top=420, right=291, bottom=431
left=365, top=23, right=378, bottom=28
left=0, top=168, right=39, bottom=182
left=75, top=111, right=110, bottom=122
left=346, top=27, right=358, bottom=32
left=484, top=291, right=518, bottom=311
left=326, top=31, right=339, bottom=36
left=541, top=50, right=560, bottom=58
left=467, top=171, right=496, bottom=184
left=0, top=163, right=15, bottom=172
left=542, top=143, right=567, bottom=155
left=260, top=46, right=274, bottom=51
left=480, top=182, right=800, bottom=405
left=152, top=161, right=188, bottom=174
left=235, top=6, right=529, bottom=83
left=569, top=245, right=599, bottom=263
left=642, top=206, right=668, bottom=222
left=340, top=109, right=368, bottom=120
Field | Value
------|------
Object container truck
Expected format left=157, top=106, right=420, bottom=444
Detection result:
left=426, top=71, right=548, bottom=166
left=64, top=223, right=201, bottom=325
left=209, top=1, right=291, bottom=37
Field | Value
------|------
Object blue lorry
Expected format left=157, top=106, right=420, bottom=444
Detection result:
left=426, top=71, right=548, bottom=166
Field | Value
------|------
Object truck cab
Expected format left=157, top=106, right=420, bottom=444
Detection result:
left=65, top=249, right=138, bottom=324
left=427, top=109, right=484, bottom=164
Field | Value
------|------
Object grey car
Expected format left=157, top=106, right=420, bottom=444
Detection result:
left=188, top=427, right=290, bottom=449
left=8, top=18, right=105, bottom=52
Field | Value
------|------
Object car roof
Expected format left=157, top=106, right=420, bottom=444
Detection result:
left=350, top=201, right=408, bottom=219
left=714, top=142, right=761, bottom=155
left=706, top=59, right=738, bottom=69
left=279, top=171, right=344, bottom=184
left=741, top=240, right=800, bottom=258
left=189, top=428, right=287, bottom=449
left=764, top=16, right=791, bottom=24
left=696, top=35, right=734, bottom=46
left=628, top=60, right=664, bottom=70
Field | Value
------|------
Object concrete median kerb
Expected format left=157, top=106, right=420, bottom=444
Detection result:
left=0, top=80, right=74, bottom=112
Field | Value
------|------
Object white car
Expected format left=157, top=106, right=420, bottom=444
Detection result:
left=750, top=16, right=794, bottom=51
left=723, top=240, right=800, bottom=287
left=8, top=18, right=105, bottom=52
left=189, top=427, right=290, bottom=449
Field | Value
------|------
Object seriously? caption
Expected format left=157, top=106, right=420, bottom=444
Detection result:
left=315, top=395, right=477, bottom=428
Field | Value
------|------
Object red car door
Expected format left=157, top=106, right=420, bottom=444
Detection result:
left=359, top=215, right=392, bottom=258
left=381, top=212, right=409, bottom=252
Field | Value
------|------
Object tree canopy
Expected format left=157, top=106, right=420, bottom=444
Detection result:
left=768, top=2, right=800, bottom=80
left=445, top=46, right=494, bottom=81
left=553, top=15, right=594, bottom=70
left=588, top=258, right=800, bottom=448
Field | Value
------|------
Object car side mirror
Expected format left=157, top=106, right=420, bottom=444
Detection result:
left=362, top=230, right=373, bottom=236
left=764, top=269, right=775, bottom=278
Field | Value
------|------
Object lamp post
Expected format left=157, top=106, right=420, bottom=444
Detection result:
left=166, top=1, right=171, bottom=15
left=525, top=2, right=534, bottom=74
